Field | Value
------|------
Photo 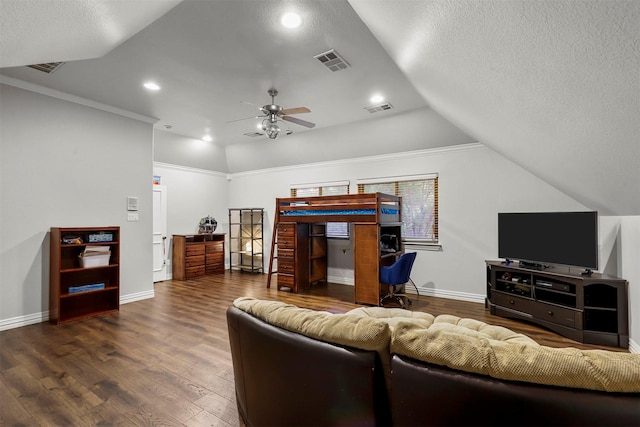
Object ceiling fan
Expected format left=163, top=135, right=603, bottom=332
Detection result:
left=229, top=89, right=315, bottom=139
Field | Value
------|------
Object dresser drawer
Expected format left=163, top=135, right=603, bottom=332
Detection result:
left=278, top=236, right=295, bottom=248
left=205, top=263, right=224, bottom=274
left=206, top=256, right=224, bottom=268
left=531, top=301, right=580, bottom=328
left=205, top=241, right=224, bottom=253
left=185, top=266, right=205, bottom=278
left=278, top=225, right=295, bottom=247
left=278, top=273, right=295, bottom=288
left=278, top=261, right=295, bottom=274
left=185, top=255, right=205, bottom=267
left=186, top=243, right=205, bottom=256
left=492, top=292, right=534, bottom=313
left=278, top=248, right=294, bottom=260
left=278, top=223, right=295, bottom=236
left=206, top=253, right=224, bottom=263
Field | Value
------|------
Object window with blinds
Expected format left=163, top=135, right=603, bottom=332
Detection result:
left=290, top=182, right=350, bottom=238
left=358, top=175, right=438, bottom=243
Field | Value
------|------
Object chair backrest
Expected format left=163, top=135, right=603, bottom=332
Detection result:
left=380, top=252, right=417, bottom=285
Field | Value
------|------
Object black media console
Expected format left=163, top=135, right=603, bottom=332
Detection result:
left=485, top=260, right=629, bottom=348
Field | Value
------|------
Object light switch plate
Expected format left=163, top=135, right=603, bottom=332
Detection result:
left=127, top=196, right=139, bottom=211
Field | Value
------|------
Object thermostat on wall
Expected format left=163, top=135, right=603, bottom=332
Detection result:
left=127, top=196, right=139, bottom=211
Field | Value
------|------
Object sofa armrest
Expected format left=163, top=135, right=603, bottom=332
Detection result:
left=227, top=306, right=391, bottom=427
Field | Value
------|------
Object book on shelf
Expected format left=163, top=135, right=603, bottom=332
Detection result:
left=68, top=283, right=105, bottom=293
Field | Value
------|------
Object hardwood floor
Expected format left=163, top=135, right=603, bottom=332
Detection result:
left=1, top=272, right=627, bottom=426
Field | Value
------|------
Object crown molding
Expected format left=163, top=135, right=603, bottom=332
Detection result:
left=153, top=161, right=228, bottom=178
left=1, top=75, right=158, bottom=124
left=229, top=142, right=485, bottom=178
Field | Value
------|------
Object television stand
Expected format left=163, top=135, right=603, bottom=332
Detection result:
left=485, top=261, right=629, bottom=348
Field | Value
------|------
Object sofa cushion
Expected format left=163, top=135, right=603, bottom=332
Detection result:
left=232, top=297, right=390, bottom=351
left=391, top=321, right=640, bottom=393
left=431, top=314, right=539, bottom=344
left=347, top=306, right=435, bottom=330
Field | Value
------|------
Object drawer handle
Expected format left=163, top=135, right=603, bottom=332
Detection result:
left=509, top=300, right=515, bottom=305
left=548, top=311, right=554, bottom=316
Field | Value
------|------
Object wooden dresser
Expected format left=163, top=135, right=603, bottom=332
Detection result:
left=276, top=223, right=309, bottom=292
left=172, top=234, right=225, bottom=280
left=276, top=223, right=327, bottom=292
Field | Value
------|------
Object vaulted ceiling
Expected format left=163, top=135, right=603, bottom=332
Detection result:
left=1, top=0, right=638, bottom=215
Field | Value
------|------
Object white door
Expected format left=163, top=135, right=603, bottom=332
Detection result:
left=153, top=185, right=168, bottom=282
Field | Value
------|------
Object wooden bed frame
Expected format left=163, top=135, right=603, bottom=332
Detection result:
left=268, top=193, right=404, bottom=305
left=275, top=192, right=402, bottom=224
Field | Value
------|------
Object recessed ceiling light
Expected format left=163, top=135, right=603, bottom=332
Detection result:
left=202, top=135, right=212, bottom=142
left=143, top=81, right=161, bottom=91
left=281, top=12, right=301, bottom=28
left=370, top=94, right=385, bottom=104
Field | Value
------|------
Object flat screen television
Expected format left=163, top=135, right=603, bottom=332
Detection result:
left=498, top=211, right=598, bottom=271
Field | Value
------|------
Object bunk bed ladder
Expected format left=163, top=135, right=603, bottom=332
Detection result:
left=266, top=220, right=279, bottom=288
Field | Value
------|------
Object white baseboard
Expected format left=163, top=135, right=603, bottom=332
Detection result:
left=327, top=278, right=491, bottom=305
left=0, top=311, right=49, bottom=331
left=120, top=289, right=155, bottom=305
left=412, top=287, right=485, bottom=304
left=0, top=290, right=155, bottom=331
left=327, top=275, right=354, bottom=286
left=629, top=338, right=639, bottom=354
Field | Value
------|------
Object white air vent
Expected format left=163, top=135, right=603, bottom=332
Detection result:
left=244, top=132, right=264, bottom=137
left=364, top=103, right=393, bottom=113
left=314, top=49, right=350, bottom=72
left=27, top=62, right=65, bottom=73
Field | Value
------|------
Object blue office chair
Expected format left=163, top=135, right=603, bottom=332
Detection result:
left=379, top=252, right=419, bottom=308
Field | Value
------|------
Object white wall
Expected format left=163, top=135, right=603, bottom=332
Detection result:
left=0, top=83, right=154, bottom=329
left=620, top=216, right=640, bottom=352
left=152, top=163, right=229, bottom=277
left=154, top=130, right=229, bottom=172
left=228, top=144, right=590, bottom=301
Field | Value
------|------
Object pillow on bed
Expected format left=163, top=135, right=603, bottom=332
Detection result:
left=391, top=321, right=640, bottom=393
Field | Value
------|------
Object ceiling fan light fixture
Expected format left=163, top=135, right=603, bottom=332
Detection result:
left=262, top=119, right=280, bottom=139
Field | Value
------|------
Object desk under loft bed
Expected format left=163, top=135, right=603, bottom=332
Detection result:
left=267, top=193, right=403, bottom=305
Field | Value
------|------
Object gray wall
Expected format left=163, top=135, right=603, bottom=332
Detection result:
left=0, top=83, right=154, bottom=327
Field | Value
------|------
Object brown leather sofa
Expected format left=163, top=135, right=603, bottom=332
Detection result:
left=227, top=299, right=640, bottom=427
left=227, top=305, right=391, bottom=426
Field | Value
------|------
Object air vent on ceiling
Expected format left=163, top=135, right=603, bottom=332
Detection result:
left=244, top=132, right=264, bottom=137
left=364, top=103, right=393, bottom=113
left=27, top=62, right=65, bottom=73
left=313, top=49, right=350, bottom=72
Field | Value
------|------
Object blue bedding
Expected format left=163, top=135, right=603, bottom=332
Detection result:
left=282, top=208, right=399, bottom=216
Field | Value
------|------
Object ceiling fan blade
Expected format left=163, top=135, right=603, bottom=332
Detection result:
left=282, top=115, right=316, bottom=128
left=241, top=100, right=269, bottom=114
left=225, top=115, right=262, bottom=124
left=280, top=107, right=310, bottom=115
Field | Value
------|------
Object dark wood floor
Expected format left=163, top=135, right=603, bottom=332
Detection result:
left=1, top=272, right=626, bottom=426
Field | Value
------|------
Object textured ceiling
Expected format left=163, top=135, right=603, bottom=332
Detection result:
left=1, top=0, right=638, bottom=216
left=0, top=0, right=182, bottom=67
left=0, top=0, right=427, bottom=145
left=349, top=0, right=640, bottom=216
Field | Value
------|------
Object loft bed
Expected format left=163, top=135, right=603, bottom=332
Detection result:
left=275, top=192, right=402, bottom=224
